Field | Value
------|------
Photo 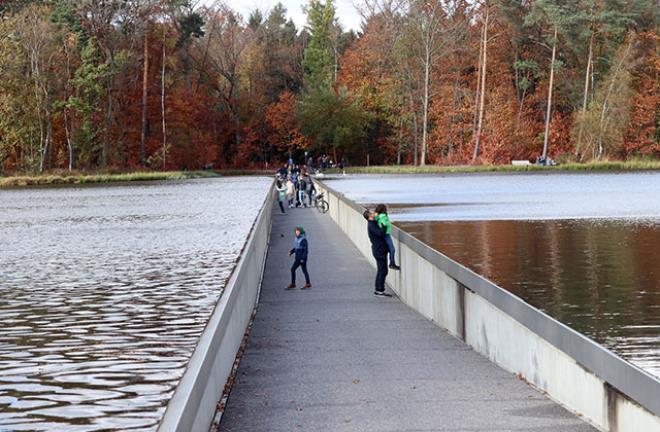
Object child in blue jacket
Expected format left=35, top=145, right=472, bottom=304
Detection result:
left=287, top=226, right=312, bottom=289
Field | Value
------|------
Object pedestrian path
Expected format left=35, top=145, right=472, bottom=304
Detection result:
left=219, top=206, right=596, bottom=431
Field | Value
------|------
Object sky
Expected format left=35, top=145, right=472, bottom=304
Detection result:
left=220, top=0, right=363, bottom=32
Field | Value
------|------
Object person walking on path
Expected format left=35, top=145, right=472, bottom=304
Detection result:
left=298, top=176, right=307, bottom=207
left=287, top=226, right=312, bottom=290
left=286, top=178, right=295, bottom=208
left=305, top=175, right=315, bottom=206
left=364, top=209, right=392, bottom=297
left=374, top=204, right=400, bottom=270
left=275, top=179, right=287, bottom=214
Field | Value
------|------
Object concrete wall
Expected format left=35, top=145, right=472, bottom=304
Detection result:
left=158, top=183, right=275, bottom=432
left=317, top=180, right=660, bottom=432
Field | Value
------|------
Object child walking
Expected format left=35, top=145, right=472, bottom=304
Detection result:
left=374, top=204, right=400, bottom=270
left=287, top=226, right=312, bottom=289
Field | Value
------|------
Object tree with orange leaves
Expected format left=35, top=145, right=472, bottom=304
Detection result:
left=266, top=91, right=309, bottom=158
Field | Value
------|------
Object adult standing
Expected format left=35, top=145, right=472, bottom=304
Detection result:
left=364, top=209, right=392, bottom=297
left=305, top=175, right=315, bottom=206
left=298, top=175, right=307, bottom=207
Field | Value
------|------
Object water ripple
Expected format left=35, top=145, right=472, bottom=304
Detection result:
left=0, top=177, right=271, bottom=431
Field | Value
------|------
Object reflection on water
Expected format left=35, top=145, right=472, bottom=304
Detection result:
left=0, top=177, right=271, bottom=431
left=328, top=172, right=660, bottom=221
left=400, top=219, right=660, bottom=377
left=326, top=173, right=660, bottom=379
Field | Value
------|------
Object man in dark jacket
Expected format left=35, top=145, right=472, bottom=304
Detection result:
left=287, top=226, right=312, bottom=289
left=364, top=209, right=391, bottom=297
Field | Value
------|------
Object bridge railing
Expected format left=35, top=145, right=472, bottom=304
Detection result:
left=158, top=182, right=275, bottom=432
left=316, top=179, right=660, bottom=432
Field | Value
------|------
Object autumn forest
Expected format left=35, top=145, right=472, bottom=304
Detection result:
left=0, top=0, right=657, bottom=173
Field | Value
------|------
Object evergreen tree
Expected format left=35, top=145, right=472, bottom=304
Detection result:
left=302, top=0, right=335, bottom=89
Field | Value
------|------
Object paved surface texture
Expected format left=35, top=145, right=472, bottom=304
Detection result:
left=219, top=206, right=597, bottom=432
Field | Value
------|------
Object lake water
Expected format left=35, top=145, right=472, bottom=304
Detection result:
left=0, top=177, right=271, bottom=431
left=326, top=172, right=660, bottom=378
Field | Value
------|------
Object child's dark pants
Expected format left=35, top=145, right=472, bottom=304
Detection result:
left=291, top=260, right=311, bottom=285
left=385, top=234, right=396, bottom=266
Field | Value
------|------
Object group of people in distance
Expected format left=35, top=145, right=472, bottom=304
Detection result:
left=277, top=157, right=399, bottom=297
left=275, top=162, right=316, bottom=214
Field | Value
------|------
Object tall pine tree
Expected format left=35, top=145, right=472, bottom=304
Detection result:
left=302, top=0, right=335, bottom=89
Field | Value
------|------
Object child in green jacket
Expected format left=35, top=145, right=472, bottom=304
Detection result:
left=374, top=204, right=400, bottom=270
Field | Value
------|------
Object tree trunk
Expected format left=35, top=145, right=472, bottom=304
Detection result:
left=541, top=24, right=558, bottom=160
left=515, top=88, right=527, bottom=134
left=63, top=40, right=74, bottom=172
left=397, top=116, right=403, bottom=165
left=232, top=80, right=240, bottom=157
left=597, top=40, right=632, bottom=159
left=421, top=48, right=430, bottom=166
left=333, top=40, right=339, bottom=85
left=575, top=31, right=594, bottom=160
left=103, top=82, right=113, bottom=167
left=30, top=46, right=45, bottom=173
left=44, top=89, right=52, bottom=171
left=408, top=89, right=419, bottom=166
left=141, top=27, right=149, bottom=166
left=161, top=35, right=167, bottom=171
left=449, top=69, right=460, bottom=156
left=102, top=49, right=115, bottom=167
left=64, top=107, right=74, bottom=172
left=472, top=20, right=483, bottom=136
left=473, top=8, right=489, bottom=162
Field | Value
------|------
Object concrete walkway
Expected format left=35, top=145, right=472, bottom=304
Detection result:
left=219, top=206, right=597, bottom=432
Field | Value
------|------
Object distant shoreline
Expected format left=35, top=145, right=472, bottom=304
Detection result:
left=0, top=170, right=269, bottom=189
left=335, top=160, right=660, bottom=175
left=2, top=160, right=659, bottom=188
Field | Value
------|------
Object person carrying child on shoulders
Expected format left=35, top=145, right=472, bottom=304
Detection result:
left=374, top=204, right=400, bottom=270
left=287, top=226, right=312, bottom=290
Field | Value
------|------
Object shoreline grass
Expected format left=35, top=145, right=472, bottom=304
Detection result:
left=0, top=169, right=269, bottom=188
left=2, top=160, right=658, bottom=188
left=337, top=160, right=660, bottom=175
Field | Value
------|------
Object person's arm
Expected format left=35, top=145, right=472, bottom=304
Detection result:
left=289, top=248, right=295, bottom=255
left=375, top=216, right=387, bottom=232
left=384, top=216, right=392, bottom=231
left=368, top=221, right=385, bottom=239
left=300, top=239, right=308, bottom=262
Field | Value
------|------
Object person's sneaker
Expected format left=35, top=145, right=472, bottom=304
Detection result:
left=286, top=284, right=296, bottom=290
left=389, top=264, right=401, bottom=270
left=301, top=283, right=312, bottom=289
left=373, top=291, right=392, bottom=297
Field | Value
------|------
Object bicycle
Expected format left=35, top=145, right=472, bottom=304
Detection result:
left=313, top=192, right=329, bottom=214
